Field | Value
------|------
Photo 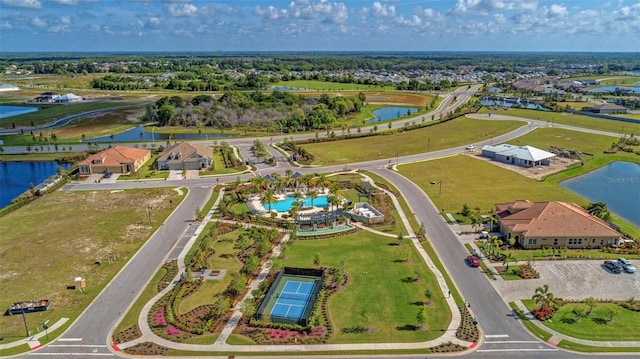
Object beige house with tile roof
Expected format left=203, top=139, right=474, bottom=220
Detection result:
left=157, top=142, right=212, bottom=170
left=496, top=200, right=622, bottom=249
left=78, top=146, right=151, bottom=175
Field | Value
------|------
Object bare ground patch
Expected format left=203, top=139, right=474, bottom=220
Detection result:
left=463, top=151, right=580, bottom=180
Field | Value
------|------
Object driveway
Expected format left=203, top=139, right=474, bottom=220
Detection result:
left=167, top=169, right=199, bottom=180
left=492, top=259, right=640, bottom=303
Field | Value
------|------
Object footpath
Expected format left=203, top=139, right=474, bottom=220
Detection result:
left=114, top=174, right=473, bottom=354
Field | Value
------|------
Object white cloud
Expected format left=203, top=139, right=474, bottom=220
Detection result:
left=254, top=5, right=285, bottom=20
left=1, top=0, right=42, bottom=9
left=548, top=4, right=567, bottom=17
left=31, top=16, right=46, bottom=27
left=60, top=15, right=70, bottom=24
left=53, top=0, right=78, bottom=5
left=448, top=0, right=530, bottom=15
left=166, top=3, right=198, bottom=17
left=0, top=21, right=13, bottom=29
left=371, top=1, right=395, bottom=17
left=256, top=1, right=348, bottom=23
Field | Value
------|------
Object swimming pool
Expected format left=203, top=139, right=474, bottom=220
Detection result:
left=267, top=195, right=329, bottom=212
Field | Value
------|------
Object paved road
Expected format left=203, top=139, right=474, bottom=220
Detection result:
left=17, top=87, right=636, bottom=358
left=27, top=186, right=212, bottom=357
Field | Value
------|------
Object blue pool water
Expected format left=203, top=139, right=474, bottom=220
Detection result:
left=0, top=105, right=39, bottom=119
left=368, top=106, right=418, bottom=123
left=267, top=195, right=329, bottom=212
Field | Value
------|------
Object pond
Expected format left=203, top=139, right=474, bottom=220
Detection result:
left=367, top=106, right=419, bottom=123
left=0, top=105, right=39, bottom=119
left=0, top=161, right=71, bottom=209
left=479, top=98, right=547, bottom=110
left=267, top=86, right=307, bottom=92
left=589, top=86, right=640, bottom=94
left=85, top=126, right=236, bottom=142
left=560, top=161, right=640, bottom=228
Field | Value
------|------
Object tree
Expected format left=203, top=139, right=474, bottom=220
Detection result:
left=157, top=104, right=176, bottom=126
left=532, top=284, right=555, bottom=311
left=313, top=253, right=322, bottom=267
left=260, top=189, right=277, bottom=213
left=307, top=189, right=318, bottom=207
left=470, top=211, right=483, bottom=232
left=586, top=202, right=611, bottom=221
left=416, top=307, right=428, bottom=331
left=461, top=203, right=471, bottom=217
left=605, top=306, right=620, bottom=322
left=584, top=297, right=597, bottom=316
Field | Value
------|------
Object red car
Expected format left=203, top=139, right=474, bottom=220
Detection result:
left=467, top=255, right=480, bottom=267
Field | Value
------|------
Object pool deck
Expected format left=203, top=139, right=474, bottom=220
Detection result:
left=247, top=189, right=333, bottom=218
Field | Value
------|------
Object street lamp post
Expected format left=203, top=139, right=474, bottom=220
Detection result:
left=147, top=206, right=152, bottom=226
left=20, top=308, right=29, bottom=337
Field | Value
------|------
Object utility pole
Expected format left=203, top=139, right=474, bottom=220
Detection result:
left=147, top=206, right=152, bottom=225
left=439, top=180, right=442, bottom=198
left=21, top=309, right=29, bottom=337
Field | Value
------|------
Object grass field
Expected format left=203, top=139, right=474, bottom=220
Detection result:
left=180, top=230, right=243, bottom=313
left=0, top=188, right=184, bottom=342
left=476, top=107, right=640, bottom=135
left=399, top=154, right=586, bottom=214
left=522, top=299, right=640, bottom=341
left=299, top=117, right=523, bottom=166
left=272, top=80, right=395, bottom=92
left=281, top=231, right=451, bottom=344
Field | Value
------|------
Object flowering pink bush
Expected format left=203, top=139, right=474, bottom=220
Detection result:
left=152, top=309, right=167, bottom=327
left=166, top=326, right=182, bottom=336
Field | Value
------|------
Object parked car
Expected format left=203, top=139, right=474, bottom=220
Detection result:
left=617, top=258, right=636, bottom=273
left=467, top=255, right=480, bottom=267
left=103, top=172, right=112, bottom=178
left=603, top=260, right=622, bottom=273
left=465, top=144, right=476, bottom=151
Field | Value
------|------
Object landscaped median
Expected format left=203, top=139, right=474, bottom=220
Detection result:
left=510, top=298, right=640, bottom=353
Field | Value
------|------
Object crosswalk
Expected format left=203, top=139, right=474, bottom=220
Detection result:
left=29, top=338, right=115, bottom=357
left=476, top=334, right=559, bottom=353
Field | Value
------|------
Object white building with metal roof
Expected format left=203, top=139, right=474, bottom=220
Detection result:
left=481, top=144, right=555, bottom=168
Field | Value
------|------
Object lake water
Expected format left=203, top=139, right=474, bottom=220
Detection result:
left=479, top=98, right=547, bottom=110
left=0, top=161, right=71, bottom=208
left=0, top=105, right=39, bottom=119
left=368, top=106, right=418, bottom=123
left=85, top=126, right=236, bottom=142
left=267, top=86, right=307, bottom=91
left=560, top=161, right=640, bottom=228
left=590, top=86, right=640, bottom=94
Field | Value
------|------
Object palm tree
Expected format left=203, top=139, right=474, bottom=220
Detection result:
left=532, top=284, right=555, bottom=311
left=584, top=297, right=597, bottom=316
left=328, top=182, right=344, bottom=198
left=307, top=189, right=318, bottom=207
left=260, top=189, right=277, bottom=214
left=302, top=173, right=315, bottom=190
left=293, top=191, right=304, bottom=207
left=328, top=195, right=340, bottom=211
left=314, top=174, right=330, bottom=192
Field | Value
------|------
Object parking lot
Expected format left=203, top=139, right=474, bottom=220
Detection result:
left=492, top=259, right=640, bottom=303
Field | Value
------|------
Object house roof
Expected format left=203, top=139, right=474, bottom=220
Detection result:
left=496, top=200, right=621, bottom=238
left=157, top=142, right=212, bottom=163
left=589, top=103, right=627, bottom=111
left=79, top=146, right=150, bottom=166
left=482, top=144, right=555, bottom=162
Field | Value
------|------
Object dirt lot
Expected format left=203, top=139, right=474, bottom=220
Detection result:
left=464, top=151, right=580, bottom=180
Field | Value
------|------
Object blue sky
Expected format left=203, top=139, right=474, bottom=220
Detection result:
left=1, top=0, right=639, bottom=52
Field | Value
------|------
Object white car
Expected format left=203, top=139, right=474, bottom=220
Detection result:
left=465, top=145, right=476, bottom=151
left=617, top=258, right=636, bottom=273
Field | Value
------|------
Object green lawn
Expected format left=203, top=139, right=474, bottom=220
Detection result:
left=301, top=117, right=523, bottom=166
left=508, top=302, right=552, bottom=341
left=272, top=80, right=394, bottom=92
left=0, top=100, right=148, bottom=129
left=399, top=154, right=585, bottom=214
left=522, top=300, right=640, bottom=341
left=0, top=188, right=184, bottom=343
left=179, top=230, right=243, bottom=313
left=281, top=231, right=451, bottom=343
left=477, top=107, right=640, bottom=135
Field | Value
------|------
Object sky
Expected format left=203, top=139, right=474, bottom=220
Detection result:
left=0, top=0, right=639, bottom=52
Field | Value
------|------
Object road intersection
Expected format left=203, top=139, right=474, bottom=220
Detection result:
left=9, top=88, right=636, bottom=358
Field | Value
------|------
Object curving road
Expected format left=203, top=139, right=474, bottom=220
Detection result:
left=17, top=87, right=635, bottom=358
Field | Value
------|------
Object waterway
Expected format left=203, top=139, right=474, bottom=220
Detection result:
left=479, top=98, right=547, bottom=110
left=85, top=126, right=236, bottom=142
left=0, top=161, right=71, bottom=208
left=367, top=106, right=418, bottom=123
left=0, top=105, right=39, bottom=119
left=560, top=161, right=640, bottom=228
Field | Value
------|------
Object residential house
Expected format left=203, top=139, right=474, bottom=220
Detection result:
left=495, top=200, right=622, bottom=249
left=157, top=142, right=212, bottom=170
left=581, top=103, right=629, bottom=114
left=78, top=146, right=151, bottom=175
left=481, top=144, right=556, bottom=168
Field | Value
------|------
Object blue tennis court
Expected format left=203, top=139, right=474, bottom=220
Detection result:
left=270, top=280, right=315, bottom=321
